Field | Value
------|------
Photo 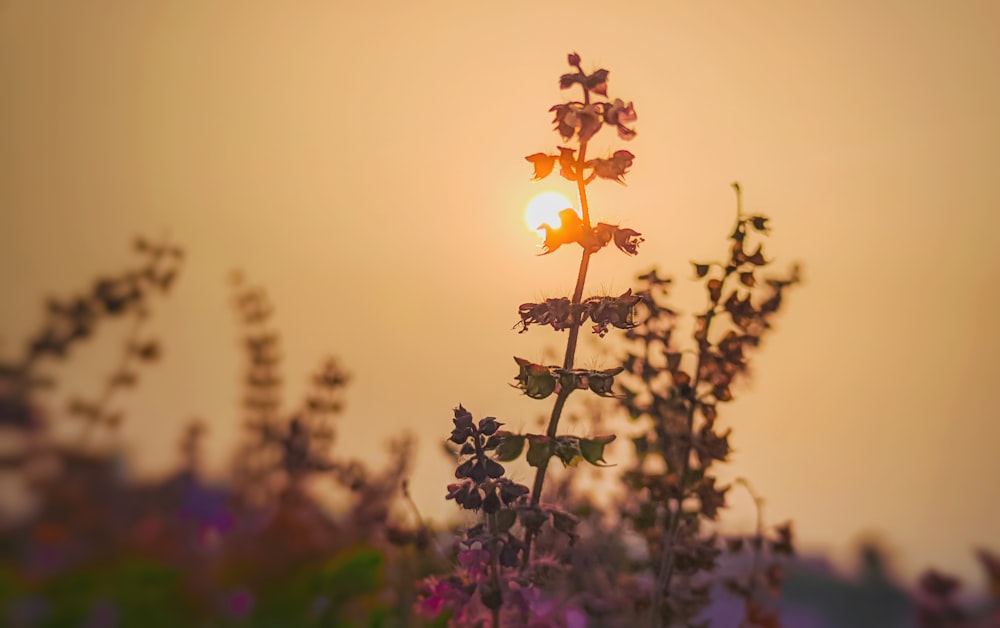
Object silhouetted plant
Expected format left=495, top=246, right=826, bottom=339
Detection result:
left=718, top=480, right=795, bottom=628
left=0, top=236, right=181, bottom=493
left=420, top=52, right=641, bottom=626
left=510, top=51, right=642, bottom=571
left=227, top=273, right=412, bottom=545
left=0, top=250, right=426, bottom=626
left=617, top=183, right=799, bottom=626
left=915, top=549, right=1000, bottom=628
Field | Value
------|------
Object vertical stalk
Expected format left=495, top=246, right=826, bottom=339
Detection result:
left=487, top=511, right=501, bottom=628
left=522, top=81, right=594, bottom=566
left=79, top=310, right=145, bottom=446
left=650, top=193, right=744, bottom=626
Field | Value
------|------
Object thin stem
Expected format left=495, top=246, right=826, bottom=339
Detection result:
left=522, top=80, right=594, bottom=568
left=736, top=477, right=766, bottom=604
left=650, top=191, right=744, bottom=626
left=487, top=511, right=501, bottom=628
left=402, top=479, right=448, bottom=561
left=79, top=310, right=145, bottom=446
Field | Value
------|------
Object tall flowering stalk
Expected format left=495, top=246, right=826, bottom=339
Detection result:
left=510, top=52, right=642, bottom=565
left=618, top=184, right=800, bottom=626
left=419, top=53, right=643, bottom=626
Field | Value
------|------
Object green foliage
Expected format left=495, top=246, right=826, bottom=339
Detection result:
left=34, top=559, right=186, bottom=628
left=253, top=548, right=385, bottom=627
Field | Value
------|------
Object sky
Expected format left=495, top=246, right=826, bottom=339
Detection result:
left=2, top=1, right=999, bottom=589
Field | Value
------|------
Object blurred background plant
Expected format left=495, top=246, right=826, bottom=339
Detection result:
left=0, top=240, right=436, bottom=627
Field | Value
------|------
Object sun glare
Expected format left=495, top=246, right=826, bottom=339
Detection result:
left=524, top=192, right=577, bottom=236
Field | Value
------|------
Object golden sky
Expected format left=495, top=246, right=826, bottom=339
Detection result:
left=2, top=1, right=999, bottom=588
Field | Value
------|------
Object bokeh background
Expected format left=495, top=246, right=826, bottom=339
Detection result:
left=2, top=0, right=998, bottom=591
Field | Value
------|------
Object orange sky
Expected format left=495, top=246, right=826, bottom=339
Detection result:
left=2, top=1, right=999, bottom=588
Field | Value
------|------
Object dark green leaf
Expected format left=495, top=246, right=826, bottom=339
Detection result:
left=493, top=432, right=525, bottom=462
left=579, top=434, right=616, bottom=466
left=496, top=509, right=517, bottom=533
left=526, top=435, right=555, bottom=467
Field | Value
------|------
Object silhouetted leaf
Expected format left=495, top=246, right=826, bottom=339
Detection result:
left=584, top=68, right=609, bottom=96
left=589, top=150, right=634, bottom=184
left=580, top=434, right=616, bottom=466
left=491, top=432, right=524, bottom=461
left=525, top=153, right=557, bottom=180
left=613, top=227, right=643, bottom=255
left=512, top=357, right=557, bottom=399
left=539, top=208, right=587, bottom=255
left=526, top=435, right=555, bottom=467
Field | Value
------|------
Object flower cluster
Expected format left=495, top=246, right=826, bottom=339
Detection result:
left=512, top=357, right=624, bottom=400
left=526, top=147, right=636, bottom=185
left=534, top=208, right=643, bottom=256
left=516, top=289, right=641, bottom=336
left=446, top=406, right=529, bottom=515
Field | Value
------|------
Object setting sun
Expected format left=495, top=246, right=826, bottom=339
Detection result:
left=524, top=191, right=578, bottom=236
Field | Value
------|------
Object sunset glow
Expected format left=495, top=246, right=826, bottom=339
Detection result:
left=524, top=191, right=577, bottom=236
left=2, top=2, right=999, bottom=598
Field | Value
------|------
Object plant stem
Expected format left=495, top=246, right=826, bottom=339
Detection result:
left=650, top=194, right=743, bottom=626
left=523, top=85, right=594, bottom=566
left=737, top=478, right=766, bottom=604
left=487, top=511, right=501, bottom=628
left=80, top=309, right=145, bottom=446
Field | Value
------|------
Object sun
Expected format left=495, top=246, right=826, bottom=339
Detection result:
left=524, top=192, right=578, bottom=236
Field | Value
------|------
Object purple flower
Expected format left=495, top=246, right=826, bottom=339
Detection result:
left=222, top=588, right=254, bottom=620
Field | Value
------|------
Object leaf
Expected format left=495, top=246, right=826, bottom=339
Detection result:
left=588, top=367, right=623, bottom=397
left=696, top=477, right=729, bottom=520
left=613, top=227, right=643, bottom=255
left=512, top=357, right=557, bottom=399
left=539, top=208, right=587, bottom=255
left=559, top=72, right=583, bottom=89
left=549, top=104, right=576, bottom=140
left=496, top=508, right=517, bottom=533
left=525, top=153, right=557, bottom=181
left=478, top=416, right=501, bottom=435
left=548, top=507, right=580, bottom=543
left=498, top=480, right=529, bottom=505
left=584, top=68, right=609, bottom=96
left=588, top=150, right=634, bottom=184
left=517, top=505, right=548, bottom=532
left=579, top=434, right=616, bottom=466
left=557, top=146, right=577, bottom=180
left=576, top=105, right=602, bottom=142
left=603, top=98, right=637, bottom=139
left=487, top=439, right=524, bottom=472
left=694, top=426, right=731, bottom=465
left=525, top=435, right=555, bottom=467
